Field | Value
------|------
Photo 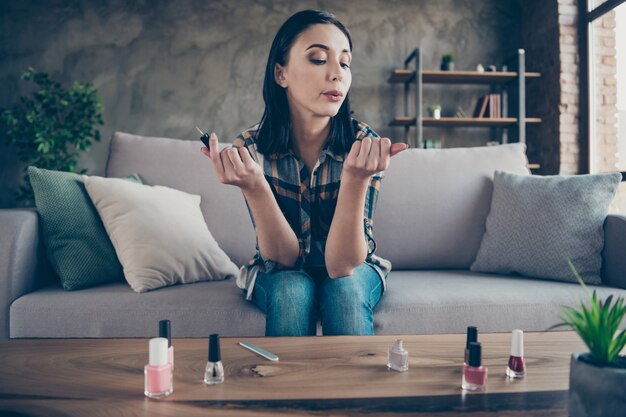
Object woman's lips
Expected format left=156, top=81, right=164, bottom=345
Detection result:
left=322, top=90, right=343, bottom=102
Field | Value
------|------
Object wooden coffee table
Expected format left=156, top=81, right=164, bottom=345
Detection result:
left=0, top=331, right=584, bottom=416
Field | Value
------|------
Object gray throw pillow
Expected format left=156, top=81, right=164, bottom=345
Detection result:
left=470, top=170, right=621, bottom=284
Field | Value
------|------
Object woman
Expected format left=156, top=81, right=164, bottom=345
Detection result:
left=201, top=9, right=407, bottom=336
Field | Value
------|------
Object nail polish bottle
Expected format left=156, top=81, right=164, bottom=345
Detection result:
left=387, top=339, right=409, bottom=372
left=159, top=320, right=174, bottom=371
left=462, top=342, right=488, bottom=391
left=204, top=333, right=224, bottom=385
left=506, top=329, right=526, bottom=379
left=464, top=326, right=478, bottom=364
left=144, top=337, right=173, bottom=398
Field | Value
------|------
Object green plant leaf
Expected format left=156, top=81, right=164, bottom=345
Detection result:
left=3, top=68, right=104, bottom=205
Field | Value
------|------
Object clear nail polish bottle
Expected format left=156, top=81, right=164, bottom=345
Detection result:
left=506, top=329, right=526, bottom=378
left=204, top=333, right=224, bottom=385
left=462, top=342, right=488, bottom=391
left=387, top=339, right=409, bottom=372
left=144, top=337, right=173, bottom=398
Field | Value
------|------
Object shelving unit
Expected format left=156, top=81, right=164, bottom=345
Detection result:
left=388, top=48, right=542, bottom=153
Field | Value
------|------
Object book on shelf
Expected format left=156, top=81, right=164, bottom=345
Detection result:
left=472, top=94, right=501, bottom=118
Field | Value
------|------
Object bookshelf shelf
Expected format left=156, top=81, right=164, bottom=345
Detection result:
left=390, top=117, right=542, bottom=127
left=388, top=69, right=541, bottom=85
left=388, top=48, right=542, bottom=170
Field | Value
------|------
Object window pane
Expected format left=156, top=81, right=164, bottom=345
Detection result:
left=590, top=3, right=626, bottom=214
left=591, top=0, right=611, bottom=10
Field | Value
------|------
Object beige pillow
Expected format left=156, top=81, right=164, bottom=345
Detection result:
left=83, top=175, right=239, bottom=293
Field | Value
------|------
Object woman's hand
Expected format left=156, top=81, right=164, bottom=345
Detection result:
left=342, top=137, right=408, bottom=182
left=200, top=133, right=265, bottom=192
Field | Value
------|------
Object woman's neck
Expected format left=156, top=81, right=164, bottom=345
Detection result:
left=290, top=113, right=331, bottom=166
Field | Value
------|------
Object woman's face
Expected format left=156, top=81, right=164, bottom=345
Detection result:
left=275, top=23, right=352, bottom=120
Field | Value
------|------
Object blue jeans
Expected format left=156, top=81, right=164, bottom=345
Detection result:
left=251, top=263, right=383, bottom=336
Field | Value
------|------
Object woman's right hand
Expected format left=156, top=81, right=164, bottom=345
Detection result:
left=200, top=133, right=265, bottom=192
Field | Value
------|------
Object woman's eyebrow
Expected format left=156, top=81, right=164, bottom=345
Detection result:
left=305, top=43, right=351, bottom=54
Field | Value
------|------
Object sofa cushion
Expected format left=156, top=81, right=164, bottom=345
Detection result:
left=10, top=280, right=265, bottom=338
left=11, top=271, right=626, bottom=337
left=373, top=270, right=626, bottom=334
left=105, top=132, right=257, bottom=267
left=28, top=166, right=142, bottom=290
left=83, top=175, right=239, bottom=293
left=470, top=171, right=621, bottom=284
left=373, top=144, right=530, bottom=269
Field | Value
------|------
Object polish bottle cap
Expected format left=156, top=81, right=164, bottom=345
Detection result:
left=510, top=329, right=524, bottom=357
left=209, top=334, right=221, bottom=362
left=149, top=337, right=169, bottom=366
left=159, top=320, right=171, bottom=347
left=468, top=342, right=482, bottom=367
left=466, top=326, right=478, bottom=349
left=390, top=339, right=406, bottom=353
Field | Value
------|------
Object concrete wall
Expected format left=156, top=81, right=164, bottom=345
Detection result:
left=0, top=0, right=522, bottom=207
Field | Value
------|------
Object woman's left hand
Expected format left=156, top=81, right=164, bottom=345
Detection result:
left=342, top=137, right=408, bottom=182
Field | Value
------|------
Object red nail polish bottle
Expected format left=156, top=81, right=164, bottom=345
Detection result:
left=506, top=329, right=526, bottom=379
left=462, top=342, right=488, bottom=391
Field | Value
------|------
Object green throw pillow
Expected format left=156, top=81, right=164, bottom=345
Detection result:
left=28, top=166, right=142, bottom=291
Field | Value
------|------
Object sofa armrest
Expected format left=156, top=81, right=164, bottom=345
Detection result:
left=602, top=213, right=626, bottom=289
left=0, top=208, right=54, bottom=339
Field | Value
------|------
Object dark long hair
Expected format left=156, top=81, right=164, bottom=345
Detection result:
left=256, top=10, right=355, bottom=156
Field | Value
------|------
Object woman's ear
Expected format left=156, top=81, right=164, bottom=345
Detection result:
left=274, top=64, right=287, bottom=88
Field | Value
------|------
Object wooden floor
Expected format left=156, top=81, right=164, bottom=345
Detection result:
left=0, top=331, right=585, bottom=416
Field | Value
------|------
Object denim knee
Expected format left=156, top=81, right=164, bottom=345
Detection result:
left=319, top=263, right=382, bottom=336
left=252, top=270, right=317, bottom=336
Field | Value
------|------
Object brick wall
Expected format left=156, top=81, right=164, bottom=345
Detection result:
left=557, top=0, right=580, bottom=175
left=592, top=11, right=619, bottom=173
left=524, top=0, right=618, bottom=176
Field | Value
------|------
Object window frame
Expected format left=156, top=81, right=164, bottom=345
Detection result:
left=578, top=0, right=626, bottom=180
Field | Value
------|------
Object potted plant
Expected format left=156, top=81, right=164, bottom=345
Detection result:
left=440, top=53, right=454, bottom=71
left=428, top=104, right=442, bottom=119
left=1, top=67, right=104, bottom=206
left=549, top=260, right=626, bottom=417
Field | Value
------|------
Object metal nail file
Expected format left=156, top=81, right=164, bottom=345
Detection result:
left=239, top=341, right=279, bottom=361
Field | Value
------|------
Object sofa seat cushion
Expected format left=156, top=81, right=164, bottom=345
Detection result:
left=12, top=271, right=626, bottom=338
left=10, top=279, right=264, bottom=338
left=373, top=270, right=626, bottom=334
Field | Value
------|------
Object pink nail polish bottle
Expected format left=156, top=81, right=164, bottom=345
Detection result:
left=159, top=320, right=174, bottom=371
left=144, top=337, right=173, bottom=399
left=506, top=329, right=526, bottom=379
left=462, top=342, right=488, bottom=391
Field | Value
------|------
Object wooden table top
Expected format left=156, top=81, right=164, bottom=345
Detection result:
left=0, top=331, right=585, bottom=416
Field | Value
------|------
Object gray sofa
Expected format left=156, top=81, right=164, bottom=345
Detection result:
left=2, top=132, right=626, bottom=339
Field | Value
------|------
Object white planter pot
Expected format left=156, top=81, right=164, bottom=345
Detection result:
left=569, top=353, right=626, bottom=417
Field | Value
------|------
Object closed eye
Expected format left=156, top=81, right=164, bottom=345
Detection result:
left=310, top=59, right=351, bottom=69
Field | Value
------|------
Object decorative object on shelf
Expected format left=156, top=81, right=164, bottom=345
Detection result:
left=485, top=65, right=497, bottom=72
left=428, top=104, right=442, bottom=119
left=549, top=260, right=626, bottom=417
left=476, top=64, right=485, bottom=72
left=0, top=67, right=104, bottom=206
left=455, top=106, right=467, bottom=118
left=423, top=138, right=442, bottom=149
left=440, top=53, right=455, bottom=71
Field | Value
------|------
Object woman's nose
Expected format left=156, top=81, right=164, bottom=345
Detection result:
left=328, top=62, right=343, bottom=82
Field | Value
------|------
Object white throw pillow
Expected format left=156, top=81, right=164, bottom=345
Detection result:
left=83, top=175, right=239, bottom=293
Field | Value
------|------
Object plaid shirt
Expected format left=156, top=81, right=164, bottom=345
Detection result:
left=233, top=118, right=392, bottom=300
